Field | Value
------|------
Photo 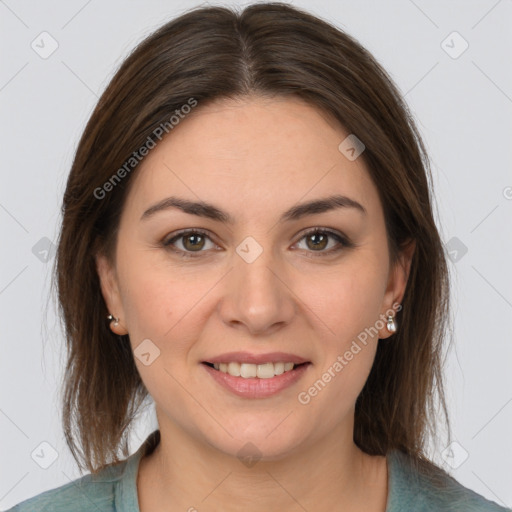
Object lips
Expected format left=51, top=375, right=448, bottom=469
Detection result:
left=202, top=351, right=310, bottom=365
left=201, top=351, right=311, bottom=398
left=203, top=361, right=309, bottom=379
left=202, top=351, right=310, bottom=379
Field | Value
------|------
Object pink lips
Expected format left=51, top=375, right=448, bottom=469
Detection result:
left=201, top=360, right=311, bottom=399
left=203, top=351, right=310, bottom=365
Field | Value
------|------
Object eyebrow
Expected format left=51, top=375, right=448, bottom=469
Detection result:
left=140, top=194, right=367, bottom=223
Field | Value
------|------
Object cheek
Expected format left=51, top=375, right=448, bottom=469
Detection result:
left=116, top=252, right=221, bottom=361
left=295, top=270, right=382, bottom=426
left=115, top=242, right=192, bottom=335
left=297, top=254, right=387, bottom=346
left=118, top=265, right=197, bottom=402
left=293, top=252, right=386, bottom=408
left=120, top=272, right=173, bottom=339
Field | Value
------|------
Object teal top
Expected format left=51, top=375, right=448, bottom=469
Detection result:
left=5, top=430, right=510, bottom=511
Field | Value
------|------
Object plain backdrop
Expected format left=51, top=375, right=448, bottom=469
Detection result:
left=1, top=0, right=511, bottom=509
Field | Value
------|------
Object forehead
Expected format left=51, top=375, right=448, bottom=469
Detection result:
left=123, top=95, right=381, bottom=224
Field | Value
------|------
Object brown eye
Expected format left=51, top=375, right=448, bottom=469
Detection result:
left=305, top=232, right=329, bottom=251
left=163, top=229, right=216, bottom=257
left=182, top=233, right=206, bottom=251
left=163, top=227, right=353, bottom=260
left=294, top=228, right=353, bottom=257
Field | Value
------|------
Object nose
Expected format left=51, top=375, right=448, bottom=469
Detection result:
left=217, top=246, right=296, bottom=336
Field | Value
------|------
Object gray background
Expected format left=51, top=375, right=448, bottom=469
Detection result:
left=1, top=0, right=511, bottom=509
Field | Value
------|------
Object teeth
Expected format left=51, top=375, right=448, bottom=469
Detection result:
left=211, top=361, right=300, bottom=378
left=256, top=363, right=274, bottom=379
left=227, top=362, right=241, bottom=376
left=274, top=362, right=284, bottom=375
left=241, top=363, right=258, bottom=378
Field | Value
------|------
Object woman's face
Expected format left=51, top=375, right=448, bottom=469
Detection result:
left=97, top=95, right=412, bottom=460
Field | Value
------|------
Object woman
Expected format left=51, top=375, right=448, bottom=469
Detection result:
left=7, top=3, right=508, bottom=511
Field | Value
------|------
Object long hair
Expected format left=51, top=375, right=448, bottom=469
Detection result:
left=53, top=2, right=451, bottom=474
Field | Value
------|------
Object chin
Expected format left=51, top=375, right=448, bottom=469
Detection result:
left=201, top=419, right=309, bottom=463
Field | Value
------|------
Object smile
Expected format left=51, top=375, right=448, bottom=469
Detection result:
left=205, top=361, right=302, bottom=378
left=201, top=361, right=311, bottom=398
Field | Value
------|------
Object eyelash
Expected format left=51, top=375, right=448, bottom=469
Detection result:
left=162, top=227, right=354, bottom=259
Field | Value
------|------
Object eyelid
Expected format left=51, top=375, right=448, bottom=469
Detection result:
left=162, top=228, right=218, bottom=252
left=292, top=227, right=353, bottom=257
left=162, top=226, right=353, bottom=258
left=296, top=226, right=351, bottom=245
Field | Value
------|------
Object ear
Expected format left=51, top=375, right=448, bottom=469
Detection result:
left=95, top=252, right=128, bottom=335
left=378, top=238, right=416, bottom=339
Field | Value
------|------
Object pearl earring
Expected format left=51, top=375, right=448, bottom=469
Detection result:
left=386, top=315, right=397, bottom=333
left=107, top=314, right=119, bottom=327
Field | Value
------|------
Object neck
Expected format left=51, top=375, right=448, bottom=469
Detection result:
left=137, top=417, right=388, bottom=512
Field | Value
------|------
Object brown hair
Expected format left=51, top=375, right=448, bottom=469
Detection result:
left=53, top=2, right=451, bottom=474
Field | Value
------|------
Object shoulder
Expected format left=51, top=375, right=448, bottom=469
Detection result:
left=5, top=430, right=160, bottom=512
left=3, top=459, right=128, bottom=512
left=387, top=450, right=511, bottom=512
